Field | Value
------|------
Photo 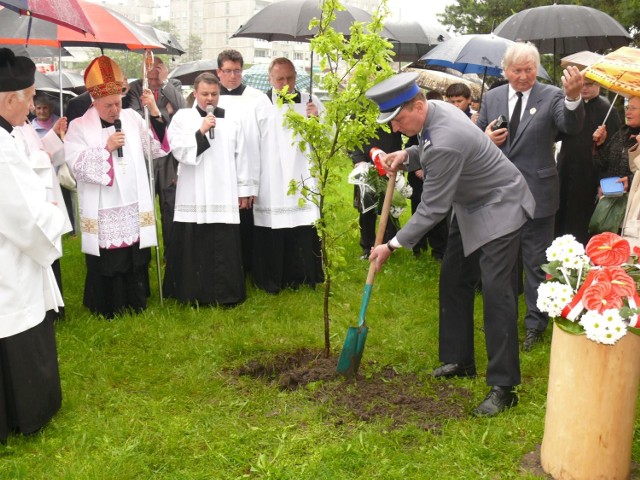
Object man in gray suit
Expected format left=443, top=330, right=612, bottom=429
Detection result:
left=367, top=72, right=535, bottom=416
left=477, top=43, right=584, bottom=351
left=126, top=58, right=187, bottom=252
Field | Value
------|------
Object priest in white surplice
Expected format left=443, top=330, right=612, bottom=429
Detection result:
left=252, top=57, right=324, bottom=293
left=0, top=48, right=65, bottom=442
left=13, top=115, right=72, bottom=319
left=216, top=49, right=266, bottom=275
left=64, top=55, right=169, bottom=319
left=163, top=72, right=254, bottom=306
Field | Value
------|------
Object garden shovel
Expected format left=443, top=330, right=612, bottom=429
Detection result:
left=337, top=168, right=396, bottom=377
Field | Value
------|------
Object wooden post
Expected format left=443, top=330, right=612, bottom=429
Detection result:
left=541, top=323, right=640, bottom=479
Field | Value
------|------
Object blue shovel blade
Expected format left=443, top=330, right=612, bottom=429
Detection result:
left=336, top=325, right=368, bottom=377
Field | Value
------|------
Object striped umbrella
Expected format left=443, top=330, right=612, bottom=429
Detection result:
left=0, top=1, right=162, bottom=50
left=0, top=0, right=93, bottom=34
left=243, top=63, right=311, bottom=93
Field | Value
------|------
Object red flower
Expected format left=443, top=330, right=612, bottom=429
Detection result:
left=593, top=267, right=636, bottom=297
left=583, top=282, right=624, bottom=313
left=586, top=233, right=630, bottom=266
left=634, top=246, right=640, bottom=257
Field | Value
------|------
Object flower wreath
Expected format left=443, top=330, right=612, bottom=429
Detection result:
left=537, top=232, right=640, bottom=344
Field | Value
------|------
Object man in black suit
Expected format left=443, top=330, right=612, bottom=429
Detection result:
left=350, top=128, right=403, bottom=259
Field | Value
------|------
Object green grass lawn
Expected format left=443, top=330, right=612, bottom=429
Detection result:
left=1, top=171, right=638, bottom=479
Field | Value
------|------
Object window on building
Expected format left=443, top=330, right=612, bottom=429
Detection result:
left=255, top=49, right=267, bottom=58
left=294, top=52, right=304, bottom=61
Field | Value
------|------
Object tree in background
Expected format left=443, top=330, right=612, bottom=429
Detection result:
left=186, top=34, right=203, bottom=62
left=152, top=20, right=178, bottom=36
left=282, top=0, right=395, bottom=357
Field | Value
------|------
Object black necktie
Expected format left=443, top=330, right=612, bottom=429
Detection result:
left=510, top=92, right=523, bottom=140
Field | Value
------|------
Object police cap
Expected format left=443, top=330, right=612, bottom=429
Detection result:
left=365, top=72, right=420, bottom=123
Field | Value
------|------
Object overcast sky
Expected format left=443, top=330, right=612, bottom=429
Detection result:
left=386, top=0, right=455, bottom=25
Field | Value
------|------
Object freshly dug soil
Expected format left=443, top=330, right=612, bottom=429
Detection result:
left=235, top=349, right=640, bottom=474
left=234, top=348, right=472, bottom=431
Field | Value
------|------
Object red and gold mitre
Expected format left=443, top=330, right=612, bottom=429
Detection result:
left=84, top=55, right=125, bottom=99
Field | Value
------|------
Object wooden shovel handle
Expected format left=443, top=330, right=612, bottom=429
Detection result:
left=366, top=172, right=396, bottom=285
left=374, top=172, right=396, bottom=247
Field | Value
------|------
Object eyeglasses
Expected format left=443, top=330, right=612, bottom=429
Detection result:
left=625, top=105, right=640, bottom=112
left=220, top=69, right=242, bottom=75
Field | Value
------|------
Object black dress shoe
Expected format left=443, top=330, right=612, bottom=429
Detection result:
left=523, top=328, right=544, bottom=351
left=473, top=386, right=518, bottom=416
left=431, top=363, right=476, bottom=379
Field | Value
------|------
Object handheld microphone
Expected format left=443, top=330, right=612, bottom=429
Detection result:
left=206, top=105, right=215, bottom=139
left=114, top=119, right=123, bottom=157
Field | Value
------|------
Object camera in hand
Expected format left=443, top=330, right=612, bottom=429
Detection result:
left=491, top=115, right=508, bottom=131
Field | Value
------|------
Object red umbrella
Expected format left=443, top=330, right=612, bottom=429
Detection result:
left=0, top=0, right=94, bottom=34
left=0, top=1, right=162, bottom=50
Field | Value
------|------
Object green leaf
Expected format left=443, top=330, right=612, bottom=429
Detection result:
left=628, top=326, right=640, bottom=337
left=553, top=317, right=585, bottom=336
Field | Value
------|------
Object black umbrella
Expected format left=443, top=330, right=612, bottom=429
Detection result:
left=231, top=0, right=398, bottom=96
left=494, top=5, right=631, bottom=55
left=494, top=4, right=631, bottom=82
left=3, top=43, right=72, bottom=57
left=34, top=70, right=58, bottom=90
left=231, top=0, right=396, bottom=42
left=136, top=23, right=186, bottom=56
left=384, top=20, right=450, bottom=64
left=168, top=59, right=217, bottom=86
left=45, top=70, right=84, bottom=90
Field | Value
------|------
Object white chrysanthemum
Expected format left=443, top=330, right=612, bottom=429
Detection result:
left=537, top=282, right=573, bottom=318
left=546, top=235, right=586, bottom=266
left=580, top=309, right=627, bottom=345
left=580, top=310, right=605, bottom=340
left=561, top=253, right=590, bottom=270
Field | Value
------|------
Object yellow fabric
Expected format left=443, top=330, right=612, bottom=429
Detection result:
left=584, top=47, right=640, bottom=97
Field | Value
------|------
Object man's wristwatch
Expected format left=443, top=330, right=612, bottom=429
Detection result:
left=386, top=242, right=397, bottom=252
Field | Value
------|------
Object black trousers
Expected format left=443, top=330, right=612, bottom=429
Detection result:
left=438, top=217, right=522, bottom=387
left=521, top=215, right=555, bottom=332
left=358, top=207, right=397, bottom=252
left=408, top=171, right=448, bottom=258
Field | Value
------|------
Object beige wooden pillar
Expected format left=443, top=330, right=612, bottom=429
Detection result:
left=541, top=323, right=640, bottom=479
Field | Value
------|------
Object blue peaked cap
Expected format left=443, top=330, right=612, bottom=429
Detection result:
left=366, top=72, right=420, bottom=123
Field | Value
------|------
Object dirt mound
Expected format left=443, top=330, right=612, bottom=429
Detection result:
left=234, top=348, right=472, bottom=430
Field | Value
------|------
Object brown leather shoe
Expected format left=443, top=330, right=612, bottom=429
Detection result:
left=473, top=386, right=518, bottom=416
left=431, top=363, right=476, bottom=379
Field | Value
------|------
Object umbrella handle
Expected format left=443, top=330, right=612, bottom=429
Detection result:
left=601, top=93, right=619, bottom=127
left=309, top=51, right=313, bottom=98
